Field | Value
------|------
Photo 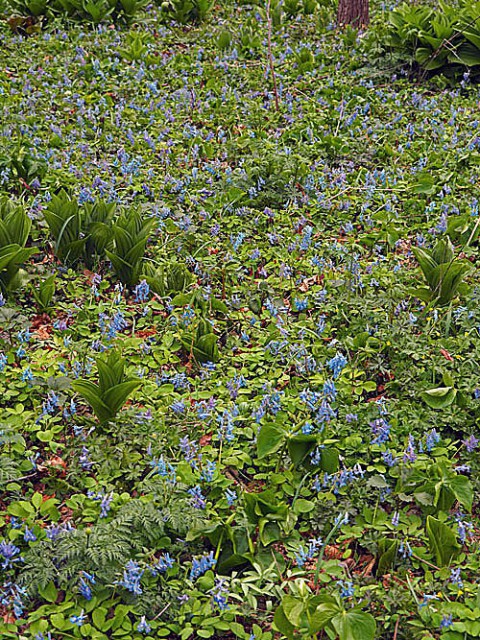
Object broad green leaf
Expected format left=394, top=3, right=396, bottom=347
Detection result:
left=256, top=423, right=285, bottom=459
left=446, top=474, right=473, bottom=513
left=320, top=447, right=340, bottom=473
left=192, top=334, right=219, bottom=363
left=72, top=380, right=111, bottom=423
left=287, top=434, right=317, bottom=466
left=377, top=540, right=399, bottom=576
left=331, top=609, right=376, bottom=640
left=39, top=581, right=58, bottom=603
left=426, top=515, right=460, bottom=566
left=273, top=605, right=295, bottom=639
left=282, top=595, right=304, bottom=627
left=103, top=380, right=141, bottom=416
left=310, top=602, right=341, bottom=633
left=421, top=386, right=456, bottom=409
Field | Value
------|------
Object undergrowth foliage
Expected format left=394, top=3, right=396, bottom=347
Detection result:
left=1, top=1, right=480, bottom=640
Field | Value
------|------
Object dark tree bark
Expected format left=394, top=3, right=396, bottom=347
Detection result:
left=337, top=0, right=369, bottom=27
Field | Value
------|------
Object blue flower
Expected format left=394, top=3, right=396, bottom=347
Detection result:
left=150, top=553, right=175, bottom=575
left=188, top=485, right=207, bottom=509
left=78, top=578, right=92, bottom=600
left=190, top=551, right=216, bottom=580
left=24, top=527, right=37, bottom=542
left=225, top=489, right=237, bottom=506
left=294, top=538, right=322, bottom=567
left=0, top=541, right=23, bottom=569
left=209, top=577, right=229, bottom=610
left=294, top=298, right=308, bottom=311
left=440, top=614, right=453, bottom=629
left=327, top=352, right=347, bottom=379
left=137, top=616, right=151, bottom=634
left=116, top=561, right=144, bottom=595
left=338, top=580, right=354, bottom=598
left=134, top=280, right=150, bottom=303
left=69, top=610, right=87, bottom=626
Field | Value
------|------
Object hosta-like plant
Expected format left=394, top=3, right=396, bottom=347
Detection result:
left=43, top=190, right=86, bottom=265
left=83, top=199, right=116, bottom=268
left=31, top=274, right=56, bottom=312
left=43, top=191, right=115, bottom=266
left=386, top=2, right=480, bottom=75
left=143, top=261, right=194, bottom=296
left=180, top=315, right=219, bottom=364
left=159, top=0, right=213, bottom=24
left=106, top=209, right=155, bottom=287
left=6, top=0, right=147, bottom=23
left=0, top=199, right=36, bottom=294
left=72, top=351, right=141, bottom=424
left=411, top=237, right=473, bottom=306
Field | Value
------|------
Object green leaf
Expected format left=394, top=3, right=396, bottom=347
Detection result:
left=331, top=609, right=376, bottom=640
left=377, top=540, right=399, bottom=576
left=258, top=519, right=281, bottom=546
left=273, top=605, right=296, bottom=639
left=102, top=380, right=141, bottom=417
left=293, top=498, right=315, bottom=514
left=50, top=613, right=66, bottom=630
left=431, top=237, right=454, bottom=265
left=192, top=333, right=219, bottom=363
left=310, top=600, right=341, bottom=632
left=256, top=423, right=285, bottom=459
left=71, top=380, right=111, bottom=423
left=426, top=515, right=460, bottom=567
left=39, top=581, right=58, bottom=603
left=413, top=247, right=438, bottom=283
left=287, top=434, right=317, bottom=466
left=446, top=475, right=473, bottom=513
left=421, top=386, right=456, bottom=409
left=282, top=595, right=304, bottom=627
left=320, top=447, right=340, bottom=473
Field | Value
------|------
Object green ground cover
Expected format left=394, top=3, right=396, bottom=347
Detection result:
left=0, top=2, right=480, bottom=638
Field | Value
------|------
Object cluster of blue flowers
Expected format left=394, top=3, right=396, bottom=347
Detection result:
left=190, top=551, right=217, bottom=580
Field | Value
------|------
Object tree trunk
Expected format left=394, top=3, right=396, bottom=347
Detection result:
left=337, top=0, right=369, bottom=27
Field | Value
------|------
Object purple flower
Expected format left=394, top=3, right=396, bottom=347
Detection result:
left=0, top=541, right=23, bottom=569
left=24, top=527, right=37, bottom=542
left=370, top=418, right=391, bottom=445
left=210, top=577, right=229, bottom=610
left=450, top=567, right=463, bottom=587
left=188, top=485, right=206, bottom=509
left=463, top=435, right=479, bottom=453
left=403, top=435, right=417, bottom=462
